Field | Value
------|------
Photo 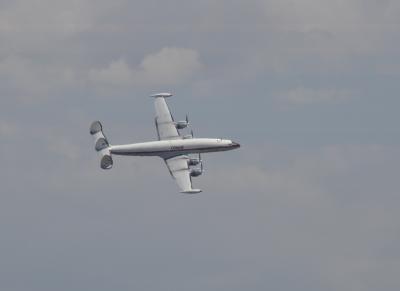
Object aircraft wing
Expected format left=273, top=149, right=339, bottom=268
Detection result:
left=165, top=155, right=202, bottom=194
left=152, top=93, right=180, bottom=140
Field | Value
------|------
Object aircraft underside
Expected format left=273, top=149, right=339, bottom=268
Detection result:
left=90, top=93, right=239, bottom=193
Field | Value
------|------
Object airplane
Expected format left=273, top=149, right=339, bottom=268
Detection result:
left=90, top=93, right=240, bottom=193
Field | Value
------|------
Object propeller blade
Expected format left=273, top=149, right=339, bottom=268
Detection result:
left=191, top=129, right=194, bottom=138
left=186, top=114, right=189, bottom=124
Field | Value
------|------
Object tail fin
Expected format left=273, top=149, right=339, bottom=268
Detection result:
left=90, top=121, right=113, bottom=170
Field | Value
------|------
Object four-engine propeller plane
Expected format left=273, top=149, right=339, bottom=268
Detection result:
left=90, top=93, right=240, bottom=193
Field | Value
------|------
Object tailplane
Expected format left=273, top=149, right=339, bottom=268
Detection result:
left=90, top=121, right=113, bottom=170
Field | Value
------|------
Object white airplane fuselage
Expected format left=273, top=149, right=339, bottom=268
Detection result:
left=110, top=138, right=240, bottom=158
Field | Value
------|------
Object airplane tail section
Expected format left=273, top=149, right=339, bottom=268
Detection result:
left=90, top=121, right=113, bottom=170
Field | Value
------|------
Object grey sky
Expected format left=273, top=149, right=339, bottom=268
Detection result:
left=1, top=0, right=400, bottom=290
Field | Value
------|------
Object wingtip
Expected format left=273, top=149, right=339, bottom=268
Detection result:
left=150, top=93, right=173, bottom=98
left=180, top=189, right=202, bottom=194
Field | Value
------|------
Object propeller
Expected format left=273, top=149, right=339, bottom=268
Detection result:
left=186, top=114, right=194, bottom=137
left=176, top=114, right=190, bottom=130
left=199, top=153, right=204, bottom=174
left=186, top=114, right=195, bottom=138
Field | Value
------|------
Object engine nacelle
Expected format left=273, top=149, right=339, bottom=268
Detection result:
left=175, top=121, right=188, bottom=129
left=190, top=169, right=203, bottom=177
left=188, top=158, right=200, bottom=166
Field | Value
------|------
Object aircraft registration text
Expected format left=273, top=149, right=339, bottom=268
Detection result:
left=171, top=145, right=184, bottom=150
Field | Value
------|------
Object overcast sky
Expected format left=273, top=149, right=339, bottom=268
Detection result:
left=1, top=0, right=400, bottom=290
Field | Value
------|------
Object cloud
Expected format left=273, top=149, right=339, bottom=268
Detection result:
left=47, top=137, right=81, bottom=161
left=189, top=143, right=400, bottom=290
left=0, top=121, right=18, bottom=137
left=139, top=47, right=203, bottom=85
left=88, top=59, right=134, bottom=86
left=0, top=0, right=108, bottom=36
left=88, top=47, right=203, bottom=90
left=203, top=144, right=396, bottom=199
left=0, top=1, right=399, bottom=290
left=0, top=55, right=79, bottom=101
left=261, top=0, right=400, bottom=52
left=194, top=0, right=400, bottom=75
left=277, top=87, right=353, bottom=105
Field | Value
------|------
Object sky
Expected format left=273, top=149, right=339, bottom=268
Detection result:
left=1, top=0, right=400, bottom=290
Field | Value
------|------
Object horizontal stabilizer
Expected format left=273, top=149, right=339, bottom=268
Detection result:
left=90, top=121, right=113, bottom=170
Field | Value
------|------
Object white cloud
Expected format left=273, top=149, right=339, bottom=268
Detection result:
left=88, top=47, right=203, bottom=90
left=139, top=47, right=203, bottom=85
left=88, top=59, right=134, bottom=86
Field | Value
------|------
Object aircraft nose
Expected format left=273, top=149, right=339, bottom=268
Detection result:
left=231, top=141, right=240, bottom=148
